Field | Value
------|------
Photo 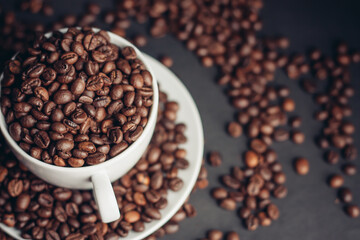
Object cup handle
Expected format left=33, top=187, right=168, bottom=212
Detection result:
left=91, top=171, right=120, bottom=223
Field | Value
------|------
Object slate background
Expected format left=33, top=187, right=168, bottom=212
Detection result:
left=1, top=0, right=360, bottom=239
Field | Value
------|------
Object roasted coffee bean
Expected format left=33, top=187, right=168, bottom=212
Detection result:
left=208, top=151, right=222, bottom=167
left=8, top=179, right=23, bottom=197
left=207, top=229, right=223, bottom=240
left=250, top=139, right=267, bottom=154
left=273, top=185, right=288, bottom=198
left=31, top=179, right=47, bottom=192
left=227, top=122, right=242, bottom=138
left=291, top=130, right=305, bottom=144
left=342, top=163, right=357, bottom=176
left=38, top=193, right=54, bottom=208
left=346, top=205, right=360, bottom=218
left=68, top=158, right=85, bottom=167
left=273, top=128, right=289, bottom=142
left=54, top=205, right=67, bottom=222
left=56, top=139, right=74, bottom=152
left=343, top=145, right=357, bottom=161
left=220, top=198, right=236, bottom=211
left=245, top=215, right=259, bottom=231
left=86, top=153, right=106, bottom=165
left=245, top=151, right=259, bottom=168
left=329, top=174, right=344, bottom=188
left=53, top=188, right=72, bottom=201
left=2, top=213, right=16, bottom=227
left=169, top=177, right=183, bottom=191
left=294, top=158, right=309, bottom=175
left=45, top=230, right=60, bottom=240
left=9, top=122, right=22, bottom=141
left=339, top=188, right=353, bottom=203
left=53, top=90, right=73, bottom=105
left=16, top=193, right=31, bottom=210
left=326, top=150, right=339, bottom=165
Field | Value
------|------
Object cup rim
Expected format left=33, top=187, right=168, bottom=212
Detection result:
left=0, top=27, right=159, bottom=173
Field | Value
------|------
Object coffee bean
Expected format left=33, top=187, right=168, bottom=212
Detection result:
left=250, top=139, right=267, bottom=154
left=343, top=145, right=357, bottom=161
left=45, top=230, right=60, bottom=240
left=294, top=158, right=309, bottom=175
left=86, top=153, right=106, bottom=165
left=211, top=187, right=228, bottom=200
left=291, top=130, right=305, bottom=144
left=339, top=188, right=353, bottom=203
left=207, top=229, right=223, bottom=240
left=342, top=163, right=357, bottom=176
left=65, top=233, right=86, bottom=240
left=133, top=35, right=147, bottom=47
left=53, top=90, right=73, bottom=105
left=332, top=134, right=346, bottom=149
left=245, top=151, right=259, bottom=168
left=16, top=193, right=31, bottom=210
left=325, top=150, right=339, bottom=165
left=329, top=174, right=344, bottom=188
left=159, top=56, right=173, bottom=68
left=2, top=213, right=16, bottom=227
left=273, top=185, right=288, bottom=198
left=273, top=128, right=289, bottom=142
left=53, top=188, right=72, bottom=201
left=8, top=179, right=23, bottom=197
left=55, top=139, right=74, bottom=152
left=227, top=122, right=242, bottom=138
left=346, top=205, right=360, bottom=218
left=245, top=215, right=259, bottom=231
left=169, top=177, right=183, bottom=191
left=124, top=211, right=140, bottom=223
left=208, top=151, right=222, bottom=167
left=9, top=122, right=22, bottom=141
left=282, top=98, right=295, bottom=112
left=226, top=232, right=240, bottom=240
left=220, top=198, right=236, bottom=210
left=54, top=205, right=67, bottom=222
left=68, top=158, right=85, bottom=167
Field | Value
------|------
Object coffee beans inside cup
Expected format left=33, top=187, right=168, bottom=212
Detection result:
left=1, top=27, right=154, bottom=167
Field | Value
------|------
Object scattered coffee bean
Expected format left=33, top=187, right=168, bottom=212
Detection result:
left=345, top=205, right=360, bottom=218
left=227, top=122, right=242, bottom=138
left=338, top=188, right=353, bottom=203
left=132, top=35, right=147, bottom=47
left=159, top=56, right=173, bottom=68
left=342, top=163, right=357, bottom=176
left=208, top=151, right=222, bottom=167
left=325, top=150, right=339, bottom=165
left=294, top=158, right=310, bottom=175
left=329, top=174, right=344, bottom=188
left=291, top=130, right=305, bottom=144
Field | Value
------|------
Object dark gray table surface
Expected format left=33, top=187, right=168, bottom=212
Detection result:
left=2, top=0, right=360, bottom=239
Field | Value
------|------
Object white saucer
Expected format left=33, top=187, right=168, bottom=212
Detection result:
left=0, top=54, right=204, bottom=240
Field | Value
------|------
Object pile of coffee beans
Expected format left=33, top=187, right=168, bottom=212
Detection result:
left=295, top=43, right=359, bottom=217
left=0, top=89, right=201, bottom=239
left=211, top=149, right=282, bottom=231
left=117, top=0, right=309, bottom=231
left=1, top=27, right=154, bottom=167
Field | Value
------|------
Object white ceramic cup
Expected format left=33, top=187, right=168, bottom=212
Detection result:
left=0, top=28, right=159, bottom=223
